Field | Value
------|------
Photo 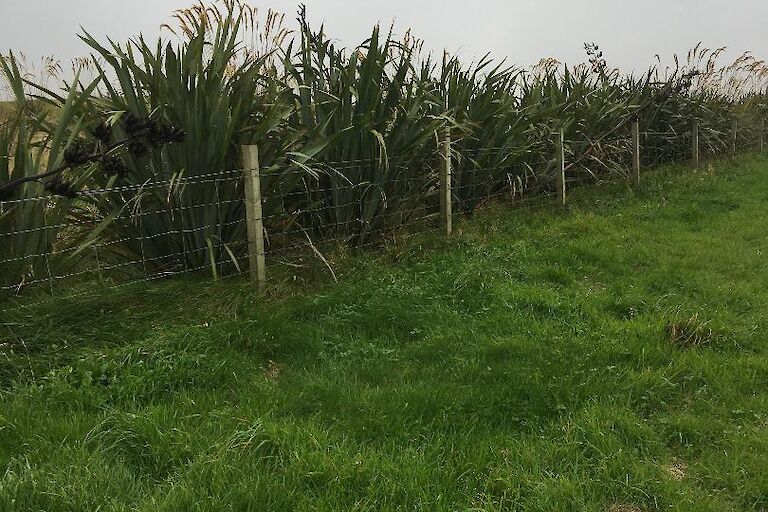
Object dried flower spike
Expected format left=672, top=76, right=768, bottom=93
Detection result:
left=101, top=154, right=128, bottom=177
left=128, top=139, right=149, bottom=157
left=44, top=176, right=79, bottom=198
left=91, top=121, right=113, bottom=145
left=0, top=185, right=16, bottom=201
left=63, top=141, right=95, bottom=167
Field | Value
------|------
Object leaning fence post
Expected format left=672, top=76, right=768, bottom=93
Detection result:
left=691, top=120, right=700, bottom=169
left=242, top=145, right=266, bottom=289
left=555, top=129, right=566, bottom=205
left=440, top=125, right=452, bottom=236
left=731, top=118, right=738, bottom=159
left=631, top=120, right=640, bottom=185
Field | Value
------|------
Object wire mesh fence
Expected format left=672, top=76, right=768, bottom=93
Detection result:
left=0, top=170, right=250, bottom=295
left=1, top=116, right=766, bottom=310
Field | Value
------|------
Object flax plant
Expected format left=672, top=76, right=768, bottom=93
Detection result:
left=3, top=0, right=767, bottom=290
left=0, top=54, right=97, bottom=292
left=68, top=3, right=300, bottom=276
left=277, top=11, right=445, bottom=244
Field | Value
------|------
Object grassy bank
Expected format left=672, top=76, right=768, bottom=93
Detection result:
left=1, top=156, right=768, bottom=511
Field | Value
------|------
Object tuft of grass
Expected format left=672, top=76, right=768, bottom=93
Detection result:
left=666, top=313, right=715, bottom=349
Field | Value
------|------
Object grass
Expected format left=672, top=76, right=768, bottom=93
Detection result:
left=2, top=155, right=768, bottom=511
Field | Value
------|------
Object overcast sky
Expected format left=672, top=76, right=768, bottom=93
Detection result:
left=1, top=0, right=766, bottom=76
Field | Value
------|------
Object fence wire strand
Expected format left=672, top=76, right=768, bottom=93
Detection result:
left=1, top=119, right=765, bottom=312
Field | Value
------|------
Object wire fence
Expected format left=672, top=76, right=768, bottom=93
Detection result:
left=1, top=118, right=766, bottom=310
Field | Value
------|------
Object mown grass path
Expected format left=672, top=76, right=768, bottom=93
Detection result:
left=2, top=157, right=768, bottom=511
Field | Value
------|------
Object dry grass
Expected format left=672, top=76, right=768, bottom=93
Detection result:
left=262, top=360, right=283, bottom=381
left=666, top=313, right=715, bottom=348
left=663, top=459, right=688, bottom=481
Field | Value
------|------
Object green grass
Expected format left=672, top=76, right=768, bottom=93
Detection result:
left=2, top=156, right=768, bottom=511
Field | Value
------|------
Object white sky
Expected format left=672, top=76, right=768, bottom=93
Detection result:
left=1, top=0, right=766, bottom=77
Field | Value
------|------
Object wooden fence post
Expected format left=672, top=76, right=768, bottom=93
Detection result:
left=631, top=120, right=640, bottom=185
left=555, top=129, right=566, bottom=205
left=440, top=125, right=453, bottom=236
left=760, top=118, right=765, bottom=153
left=691, top=120, right=699, bottom=169
left=731, top=118, right=737, bottom=159
left=242, top=145, right=266, bottom=289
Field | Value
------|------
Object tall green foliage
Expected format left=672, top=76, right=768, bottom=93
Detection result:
left=1, top=1, right=766, bottom=293
left=71, top=8, right=296, bottom=274
left=0, top=55, right=97, bottom=291
left=278, top=16, right=445, bottom=243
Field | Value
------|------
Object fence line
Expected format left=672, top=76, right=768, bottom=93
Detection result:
left=1, top=116, right=766, bottom=310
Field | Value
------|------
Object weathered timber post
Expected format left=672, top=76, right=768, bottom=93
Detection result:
left=631, top=120, right=641, bottom=185
left=440, top=125, right=453, bottom=236
left=555, top=129, right=566, bottom=205
left=242, top=145, right=266, bottom=289
left=692, top=120, right=700, bottom=169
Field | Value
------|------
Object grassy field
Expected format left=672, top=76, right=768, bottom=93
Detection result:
left=2, top=156, right=768, bottom=511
